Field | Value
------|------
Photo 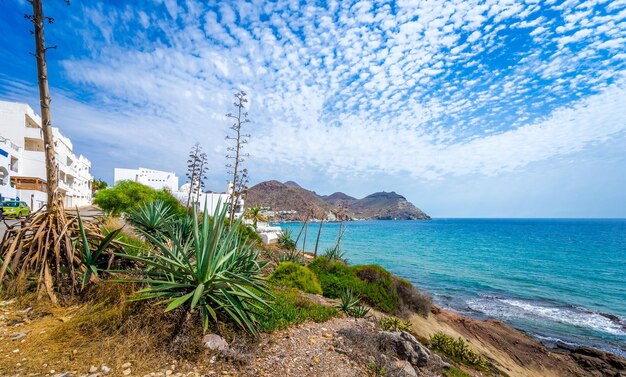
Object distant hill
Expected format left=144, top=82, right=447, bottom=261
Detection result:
left=246, top=180, right=430, bottom=221
left=344, top=191, right=430, bottom=220
left=319, top=192, right=357, bottom=206
left=245, top=180, right=331, bottom=221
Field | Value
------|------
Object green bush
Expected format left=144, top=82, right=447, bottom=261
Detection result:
left=310, top=258, right=399, bottom=313
left=309, top=257, right=432, bottom=316
left=257, top=288, right=338, bottom=332
left=379, top=316, right=412, bottom=332
left=235, top=222, right=263, bottom=245
left=94, top=180, right=185, bottom=216
left=430, top=333, right=489, bottom=371
left=269, top=262, right=322, bottom=295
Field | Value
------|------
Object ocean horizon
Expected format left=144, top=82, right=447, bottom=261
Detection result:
left=277, top=218, right=626, bottom=359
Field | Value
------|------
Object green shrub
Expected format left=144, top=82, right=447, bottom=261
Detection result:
left=379, top=316, right=412, bottom=332
left=279, top=248, right=304, bottom=265
left=310, top=258, right=399, bottom=313
left=257, top=288, right=338, bottom=332
left=105, top=230, right=151, bottom=256
left=94, top=180, right=185, bottom=216
left=430, top=333, right=489, bottom=371
left=235, top=222, right=263, bottom=245
left=309, top=257, right=432, bottom=316
left=269, top=262, right=322, bottom=295
left=117, top=203, right=270, bottom=335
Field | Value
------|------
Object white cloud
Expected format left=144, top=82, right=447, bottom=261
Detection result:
left=5, top=0, right=624, bottom=187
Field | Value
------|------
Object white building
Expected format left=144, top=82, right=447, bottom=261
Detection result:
left=0, top=101, right=93, bottom=209
left=172, top=182, right=245, bottom=218
left=114, top=167, right=179, bottom=192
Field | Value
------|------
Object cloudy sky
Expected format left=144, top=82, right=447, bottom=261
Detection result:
left=1, top=0, right=625, bottom=217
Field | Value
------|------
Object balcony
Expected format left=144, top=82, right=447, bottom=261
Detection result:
left=24, top=127, right=43, bottom=140
left=10, top=176, right=47, bottom=193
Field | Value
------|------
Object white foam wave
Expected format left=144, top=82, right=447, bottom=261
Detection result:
left=467, top=298, right=626, bottom=336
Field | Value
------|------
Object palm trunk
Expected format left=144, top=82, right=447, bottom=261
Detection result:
left=32, top=0, right=58, bottom=208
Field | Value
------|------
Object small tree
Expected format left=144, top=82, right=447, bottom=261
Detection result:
left=91, top=178, right=107, bottom=195
left=245, top=206, right=267, bottom=230
left=0, top=0, right=118, bottom=304
left=225, top=91, right=251, bottom=225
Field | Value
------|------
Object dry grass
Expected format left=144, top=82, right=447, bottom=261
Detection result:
left=0, top=281, right=207, bottom=376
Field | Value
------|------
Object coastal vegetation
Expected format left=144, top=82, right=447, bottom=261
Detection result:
left=257, top=288, right=338, bottom=332
left=269, top=262, right=322, bottom=295
left=430, top=332, right=489, bottom=371
left=310, top=257, right=432, bottom=316
left=93, top=180, right=185, bottom=216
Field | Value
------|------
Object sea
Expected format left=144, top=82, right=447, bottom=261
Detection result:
left=277, top=219, right=626, bottom=358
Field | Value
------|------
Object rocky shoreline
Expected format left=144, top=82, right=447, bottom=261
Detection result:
left=409, top=306, right=626, bottom=377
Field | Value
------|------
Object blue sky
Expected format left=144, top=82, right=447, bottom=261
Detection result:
left=1, top=0, right=625, bottom=217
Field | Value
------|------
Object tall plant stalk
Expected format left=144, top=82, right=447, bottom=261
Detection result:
left=225, top=91, right=251, bottom=225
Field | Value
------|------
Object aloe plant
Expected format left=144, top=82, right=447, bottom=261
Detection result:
left=117, top=203, right=271, bottom=335
left=77, top=212, right=122, bottom=287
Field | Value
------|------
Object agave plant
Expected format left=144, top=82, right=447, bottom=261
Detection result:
left=125, top=200, right=176, bottom=239
left=323, top=246, right=347, bottom=263
left=279, top=248, right=304, bottom=265
left=338, top=288, right=360, bottom=314
left=117, top=203, right=271, bottom=335
left=338, top=288, right=370, bottom=319
left=76, top=212, right=122, bottom=287
left=277, top=229, right=296, bottom=250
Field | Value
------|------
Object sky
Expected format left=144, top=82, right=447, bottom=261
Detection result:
left=0, top=0, right=625, bottom=217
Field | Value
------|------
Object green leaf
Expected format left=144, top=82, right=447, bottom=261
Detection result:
left=164, top=291, right=194, bottom=312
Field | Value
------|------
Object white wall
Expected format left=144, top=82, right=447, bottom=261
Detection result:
left=173, top=182, right=245, bottom=218
left=114, top=167, right=179, bottom=192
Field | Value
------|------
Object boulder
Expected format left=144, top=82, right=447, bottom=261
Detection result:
left=202, top=334, right=230, bottom=353
left=380, top=331, right=431, bottom=367
left=393, top=359, right=418, bottom=377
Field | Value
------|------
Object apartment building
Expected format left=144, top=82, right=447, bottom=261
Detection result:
left=114, top=167, right=179, bottom=192
left=0, top=101, right=93, bottom=209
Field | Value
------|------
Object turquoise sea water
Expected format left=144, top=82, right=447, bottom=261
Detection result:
left=277, top=219, right=626, bottom=358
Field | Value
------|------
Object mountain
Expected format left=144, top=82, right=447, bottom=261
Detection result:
left=283, top=181, right=302, bottom=188
left=344, top=191, right=430, bottom=220
left=246, top=180, right=430, bottom=220
left=245, top=180, right=330, bottom=221
left=319, top=192, right=357, bottom=206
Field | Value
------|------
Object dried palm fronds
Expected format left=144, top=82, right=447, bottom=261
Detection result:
left=0, top=200, right=116, bottom=304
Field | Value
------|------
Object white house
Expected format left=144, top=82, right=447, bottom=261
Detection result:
left=0, top=101, right=93, bottom=209
left=114, top=167, right=179, bottom=192
left=172, top=182, right=245, bottom=218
